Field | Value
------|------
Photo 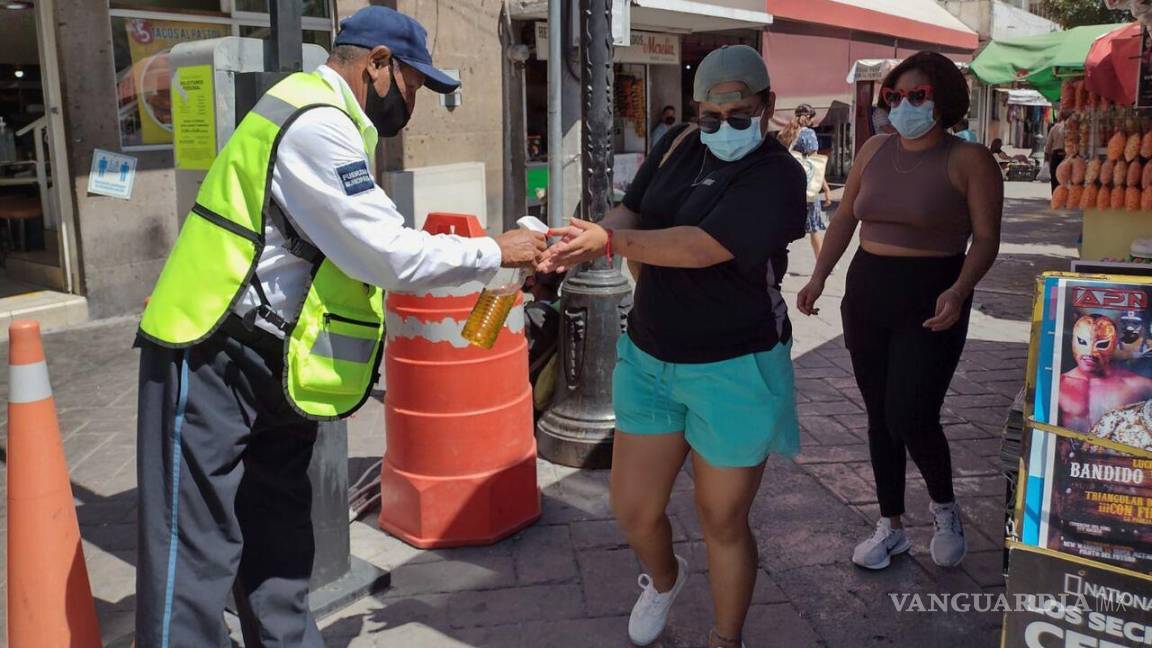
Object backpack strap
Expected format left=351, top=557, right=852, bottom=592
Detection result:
left=242, top=199, right=326, bottom=333
left=266, top=199, right=323, bottom=265
left=659, top=124, right=699, bottom=168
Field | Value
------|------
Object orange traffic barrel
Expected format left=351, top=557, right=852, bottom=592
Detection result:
left=378, top=213, right=541, bottom=548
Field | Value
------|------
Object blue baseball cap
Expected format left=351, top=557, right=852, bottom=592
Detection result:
left=334, top=6, right=460, bottom=94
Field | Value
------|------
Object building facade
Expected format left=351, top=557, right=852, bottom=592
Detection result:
left=940, top=0, right=1059, bottom=42
left=0, top=0, right=1031, bottom=328
left=0, top=0, right=785, bottom=330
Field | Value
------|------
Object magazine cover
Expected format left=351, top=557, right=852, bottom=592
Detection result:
left=1002, top=545, right=1152, bottom=648
left=1031, top=274, right=1152, bottom=452
left=1019, top=427, right=1152, bottom=575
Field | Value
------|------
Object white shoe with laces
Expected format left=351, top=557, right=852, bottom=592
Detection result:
left=852, top=518, right=911, bottom=570
left=628, top=555, right=689, bottom=646
left=929, top=501, right=967, bottom=567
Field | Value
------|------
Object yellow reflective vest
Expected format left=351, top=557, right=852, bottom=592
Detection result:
left=140, top=71, right=384, bottom=421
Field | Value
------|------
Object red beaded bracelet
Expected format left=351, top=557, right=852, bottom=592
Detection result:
left=604, top=227, right=614, bottom=261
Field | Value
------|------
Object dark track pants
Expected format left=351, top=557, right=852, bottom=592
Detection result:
left=135, top=318, right=323, bottom=648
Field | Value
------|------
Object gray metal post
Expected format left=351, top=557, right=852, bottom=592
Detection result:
left=268, top=0, right=303, bottom=72
left=230, top=0, right=387, bottom=626
left=547, top=0, right=565, bottom=227
left=536, top=0, right=633, bottom=468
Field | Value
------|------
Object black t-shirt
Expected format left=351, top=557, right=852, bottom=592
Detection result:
left=623, top=124, right=806, bottom=364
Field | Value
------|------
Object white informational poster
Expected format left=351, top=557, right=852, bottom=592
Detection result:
left=87, top=149, right=138, bottom=200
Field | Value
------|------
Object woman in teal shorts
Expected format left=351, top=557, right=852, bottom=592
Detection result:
left=539, top=45, right=806, bottom=648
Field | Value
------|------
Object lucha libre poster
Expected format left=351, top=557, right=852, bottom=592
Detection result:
left=1032, top=274, right=1152, bottom=453
left=1018, top=427, right=1152, bottom=575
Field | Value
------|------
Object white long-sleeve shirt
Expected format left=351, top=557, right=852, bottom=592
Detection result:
left=233, top=65, right=502, bottom=335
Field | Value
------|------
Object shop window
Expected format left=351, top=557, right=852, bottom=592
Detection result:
left=111, top=16, right=232, bottom=148
left=110, top=1, right=335, bottom=149
left=110, top=0, right=223, bottom=12
left=239, top=25, right=332, bottom=50
left=234, top=0, right=330, bottom=18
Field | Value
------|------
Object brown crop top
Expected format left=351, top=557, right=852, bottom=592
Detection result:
left=853, top=134, right=971, bottom=255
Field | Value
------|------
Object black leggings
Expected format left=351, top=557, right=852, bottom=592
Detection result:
left=841, top=250, right=972, bottom=517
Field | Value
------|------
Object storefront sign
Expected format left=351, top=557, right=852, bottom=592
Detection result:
left=172, top=65, right=217, bottom=170
left=87, top=149, right=137, bottom=200
left=1002, top=547, right=1152, bottom=648
left=619, top=31, right=680, bottom=65
left=122, top=18, right=230, bottom=146
left=536, top=23, right=680, bottom=65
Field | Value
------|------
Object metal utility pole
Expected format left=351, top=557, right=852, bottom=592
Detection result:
left=537, top=0, right=633, bottom=468
left=231, top=0, right=388, bottom=625
left=546, top=0, right=564, bottom=228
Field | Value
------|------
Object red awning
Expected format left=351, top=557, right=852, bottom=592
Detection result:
left=1084, top=22, right=1142, bottom=107
left=765, top=0, right=979, bottom=51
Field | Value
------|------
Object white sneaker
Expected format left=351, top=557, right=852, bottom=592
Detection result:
left=930, top=501, right=967, bottom=567
left=628, top=555, right=689, bottom=646
left=852, top=518, right=912, bottom=570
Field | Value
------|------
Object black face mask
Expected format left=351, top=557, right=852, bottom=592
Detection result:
left=365, top=68, right=410, bottom=138
left=663, top=115, right=675, bottom=125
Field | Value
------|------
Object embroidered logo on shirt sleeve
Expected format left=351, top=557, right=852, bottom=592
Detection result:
left=335, top=160, right=374, bottom=196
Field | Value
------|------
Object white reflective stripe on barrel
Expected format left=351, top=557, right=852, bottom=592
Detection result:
left=385, top=307, right=526, bottom=347
left=423, top=281, right=487, bottom=298
left=9, top=361, right=53, bottom=404
left=393, top=281, right=487, bottom=299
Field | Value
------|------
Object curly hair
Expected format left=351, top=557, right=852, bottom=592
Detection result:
left=878, top=51, right=970, bottom=130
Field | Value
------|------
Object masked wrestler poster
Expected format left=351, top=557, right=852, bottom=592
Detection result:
left=1033, top=275, right=1152, bottom=452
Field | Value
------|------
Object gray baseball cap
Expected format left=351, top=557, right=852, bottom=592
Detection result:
left=692, top=45, right=771, bottom=104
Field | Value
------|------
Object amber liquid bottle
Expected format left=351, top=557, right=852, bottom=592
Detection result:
left=461, top=216, right=549, bottom=349
left=461, top=290, right=519, bottom=348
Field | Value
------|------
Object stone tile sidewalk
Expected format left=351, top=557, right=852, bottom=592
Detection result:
left=0, top=182, right=1074, bottom=647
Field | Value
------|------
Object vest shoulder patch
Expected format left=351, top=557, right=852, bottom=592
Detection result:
left=335, top=160, right=374, bottom=196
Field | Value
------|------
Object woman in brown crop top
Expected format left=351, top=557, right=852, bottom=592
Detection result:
left=797, top=52, right=1003, bottom=571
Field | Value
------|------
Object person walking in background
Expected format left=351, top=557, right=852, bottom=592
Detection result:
left=1046, top=113, right=1067, bottom=192
left=796, top=51, right=1003, bottom=572
left=540, top=44, right=805, bottom=648
left=781, top=104, right=834, bottom=257
left=650, top=105, right=677, bottom=149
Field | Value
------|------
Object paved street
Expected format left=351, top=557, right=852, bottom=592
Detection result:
left=0, top=182, right=1074, bottom=647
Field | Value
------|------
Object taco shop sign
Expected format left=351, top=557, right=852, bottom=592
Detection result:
left=536, top=24, right=680, bottom=65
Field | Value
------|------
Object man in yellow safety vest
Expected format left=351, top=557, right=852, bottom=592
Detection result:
left=133, top=7, right=546, bottom=646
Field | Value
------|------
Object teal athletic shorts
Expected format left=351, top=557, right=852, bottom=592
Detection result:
left=613, top=335, right=800, bottom=468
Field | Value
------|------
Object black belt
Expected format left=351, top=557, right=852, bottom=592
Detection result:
left=220, top=313, right=285, bottom=358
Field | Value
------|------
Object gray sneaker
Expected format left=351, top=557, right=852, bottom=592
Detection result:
left=929, top=501, right=967, bottom=567
left=852, top=518, right=911, bottom=570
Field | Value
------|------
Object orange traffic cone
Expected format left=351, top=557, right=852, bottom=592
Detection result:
left=7, top=320, right=102, bottom=647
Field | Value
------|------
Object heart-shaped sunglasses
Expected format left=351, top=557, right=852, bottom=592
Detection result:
left=881, top=85, right=934, bottom=108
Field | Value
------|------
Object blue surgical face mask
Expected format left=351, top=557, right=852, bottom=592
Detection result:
left=888, top=99, right=937, bottom=140
left=701, top=116, right=765, bottom=162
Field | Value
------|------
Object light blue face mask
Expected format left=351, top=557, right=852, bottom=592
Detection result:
left=888, top=99, right=938, bottom=140
left=701, top=116, right=765, bottom=162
